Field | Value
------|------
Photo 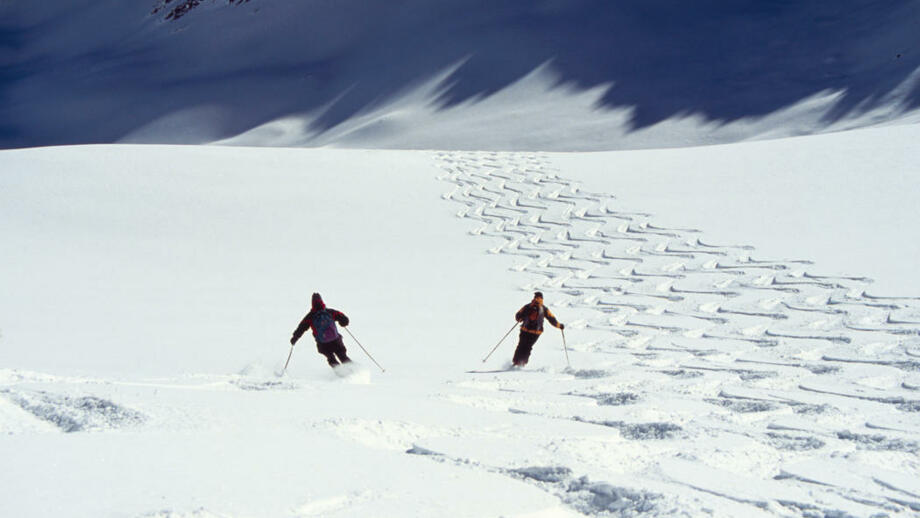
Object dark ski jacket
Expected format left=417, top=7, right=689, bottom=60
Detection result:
left=516, top=302, right=559, bottom=335
left=292, top=294, right=349, bottom=345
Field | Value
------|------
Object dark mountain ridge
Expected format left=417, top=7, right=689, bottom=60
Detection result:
left=1, top=0, right=917, bottom=149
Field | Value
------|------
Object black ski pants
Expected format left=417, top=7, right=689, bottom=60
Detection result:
left=512, top=331, right=541, bottom=366
left=317, top=337, right=351, bottom=366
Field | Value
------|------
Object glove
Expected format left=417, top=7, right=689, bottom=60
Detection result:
left=340, top=316, right=350, bottom=327
left=290, top=336, right=298, bottom=346
left=558, top=323, right=565, bottom=330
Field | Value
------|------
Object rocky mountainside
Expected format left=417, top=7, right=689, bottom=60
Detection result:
left=151, top=0, right=253, bottom=21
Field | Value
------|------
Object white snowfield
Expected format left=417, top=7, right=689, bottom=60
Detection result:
left=2, top=125, right=920, bottom=517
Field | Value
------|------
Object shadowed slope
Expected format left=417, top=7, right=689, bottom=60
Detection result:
left=1, top=0, right=918, bottom=149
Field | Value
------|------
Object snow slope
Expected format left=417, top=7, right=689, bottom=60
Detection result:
left=2, top=124, right=919, bottom=516
left=2, top=0, right=920, bottom=150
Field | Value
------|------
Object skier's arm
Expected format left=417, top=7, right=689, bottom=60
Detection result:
left=545, top=308, right=563, bottom=329
left=329, top=309, right=350, bottom=327
left=515, top=305, right=528, bottom=322
left=291, top=314, right=313, bottom=345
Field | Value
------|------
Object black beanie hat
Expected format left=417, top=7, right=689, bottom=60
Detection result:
left=534, top=291, right=544, bottom=299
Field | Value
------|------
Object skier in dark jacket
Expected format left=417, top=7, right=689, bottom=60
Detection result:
left=291, top=293, right=351, bottom=367
left=513, top=291, right=564, bottom=367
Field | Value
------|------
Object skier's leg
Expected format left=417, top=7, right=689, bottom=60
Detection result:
left=522, top=333, right=539, bottom=365
left=513, top=332, right=539, bottom=366
left=332, top=337, right=351, bottom=363
left=317, top=342, right=339, bottom=367
left=512, top=332, right=527, bottom=366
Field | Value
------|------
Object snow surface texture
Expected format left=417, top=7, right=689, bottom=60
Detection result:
left=2, top=128, right=919, bottom=516
left=2, top=1, right=920, bottom=149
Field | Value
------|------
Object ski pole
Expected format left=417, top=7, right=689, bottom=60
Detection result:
left=281, top=344, right=295, bottom=375
left=344, top=327, right=386, bottom=373
left=561, top=328, right=570, bottom=368
left=483, top=322, right=520, bottom=363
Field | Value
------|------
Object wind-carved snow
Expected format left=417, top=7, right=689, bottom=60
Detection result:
left=434, top=150, right=920, bottom=516
left=215, top=63, right=920, bottom=152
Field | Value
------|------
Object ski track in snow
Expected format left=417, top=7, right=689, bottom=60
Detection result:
left=0, top=387, right=146, bottom=433
left=4, top=150, right=920, bottom=517
left=433, top=150, right=920, bottom=517
left=140, top=510, right=231, bottom=518
left=406, top=445, right=667, bottom=517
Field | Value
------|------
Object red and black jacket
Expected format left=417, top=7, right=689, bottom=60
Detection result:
left=516, top=302, right=559, bottom=335
left=292, top=294, right=349, bottom=345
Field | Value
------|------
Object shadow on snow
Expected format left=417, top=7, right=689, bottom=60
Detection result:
left=1, top=0, right=919, bottom=147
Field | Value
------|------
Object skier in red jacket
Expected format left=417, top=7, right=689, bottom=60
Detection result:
left=513, top=292, right=564, bottom=367
left=291, top=293, right=351, bottom=367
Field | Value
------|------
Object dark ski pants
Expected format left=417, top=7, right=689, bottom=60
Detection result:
left=512, top=331, right=541, bottom=366
left=317, top=337, right=351, bottom=367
